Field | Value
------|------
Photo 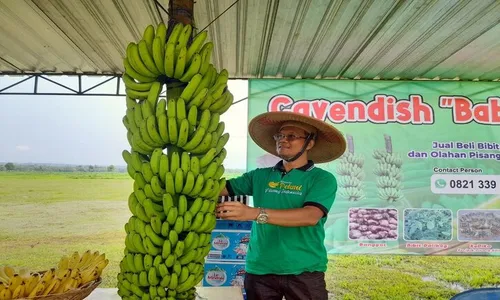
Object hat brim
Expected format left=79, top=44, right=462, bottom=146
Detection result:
left=248, top=111, right=347, bottom=164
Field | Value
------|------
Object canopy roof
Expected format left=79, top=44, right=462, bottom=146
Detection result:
left=1, top=0, right=499, bottom=81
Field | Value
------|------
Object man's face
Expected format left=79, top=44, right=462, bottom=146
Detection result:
left=274, top=126, right=309, bottom=158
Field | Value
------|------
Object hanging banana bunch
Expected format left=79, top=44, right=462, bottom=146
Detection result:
left=119, top=21, right=232, bottom=300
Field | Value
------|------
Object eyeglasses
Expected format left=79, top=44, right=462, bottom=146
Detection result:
left=273, top=133, right=307, bottom=142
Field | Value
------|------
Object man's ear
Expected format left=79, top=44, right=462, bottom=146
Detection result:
left=306, top=139, right=315, bottom=150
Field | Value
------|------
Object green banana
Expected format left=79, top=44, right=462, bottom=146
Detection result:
left=150, top=148, right=162, bottom=175
left=157, top=113, right=170, bottom=144
left=138, top=39, right=161, bottom=75
left=179, top=53, right=201, bottom=83
left=169, top=151, right=180, bottom=174
left=174, top=46, right=187, bottom=79
left=165, top=171, right=175, bottom=195
left=181, top=171, right=195, bottom=195
left=181, top=127, right=206, bottom=152
left=177, top=118, right=190, bottom=147
left=164, top=42, right=176, bottom=78
left=122, top=73, right=154, bottom=91
left=186, top=30, right=207, bottom=63
left=159, top=153, right=169, bottom=184
left=168, top=117, right=178, bottom=144
left=152, top=37, right=165, bottom=73
left=180, top=73, right=202, bottom=101
left=188, top=174, right=205, bottom=197
left=174, top=168, right=184, bottom=193
left=199, top=148, right=217, bottom=168
left=190, top=156, right=200, bottom=177
left=146, top=115, right=164, bottom=146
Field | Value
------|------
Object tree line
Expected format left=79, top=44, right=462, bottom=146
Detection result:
left=1, top=162, right=125, bottom=173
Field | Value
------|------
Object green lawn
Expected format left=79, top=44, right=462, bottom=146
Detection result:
left=0, top=172, right=499, bottom=299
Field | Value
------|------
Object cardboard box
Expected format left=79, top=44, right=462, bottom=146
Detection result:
left=214, top=219, right=253, bottom=231
left=203, top=261, right=247, bottom=298
left=208, top=230, right=251, bottom=261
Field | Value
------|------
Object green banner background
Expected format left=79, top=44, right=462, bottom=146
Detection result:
left=247, top=79, right=500, bottom=256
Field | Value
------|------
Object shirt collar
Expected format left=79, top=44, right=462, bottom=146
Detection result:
left=273, top=160, right=315, bottom=172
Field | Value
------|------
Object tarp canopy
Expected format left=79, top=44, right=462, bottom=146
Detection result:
left=1, top=0, right=499, bottom=81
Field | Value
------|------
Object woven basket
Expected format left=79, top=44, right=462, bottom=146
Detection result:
left=19, top=277, right=102, bottom=300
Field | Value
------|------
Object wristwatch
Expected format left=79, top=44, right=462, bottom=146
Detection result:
left=255, top=207, right=268, bottom=224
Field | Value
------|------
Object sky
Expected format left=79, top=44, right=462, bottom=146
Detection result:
left=0, top=76, right=249, bottom=170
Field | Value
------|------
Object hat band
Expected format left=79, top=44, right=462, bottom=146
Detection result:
left=279, top=121, right=317, bottom=134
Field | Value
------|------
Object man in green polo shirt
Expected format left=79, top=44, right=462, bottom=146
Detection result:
left=216, top=111, right=346, bottom=300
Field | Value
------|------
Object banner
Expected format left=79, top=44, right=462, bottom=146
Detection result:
left=247, top=79, right=500, bottom=256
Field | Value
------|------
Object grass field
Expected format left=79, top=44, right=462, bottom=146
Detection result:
left=1, top=171, right=499, bottom=299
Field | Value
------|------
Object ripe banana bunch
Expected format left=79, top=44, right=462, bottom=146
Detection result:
left=119, top=21, right=232, bottom=300
left=336, top=152, right=365, bottom=201
left=0, top=250, right=107, bottom=299
left=373, top=148, right=404, bottom=202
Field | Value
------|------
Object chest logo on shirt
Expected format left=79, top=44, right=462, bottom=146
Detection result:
left=266, top=181, right=303, bottom=195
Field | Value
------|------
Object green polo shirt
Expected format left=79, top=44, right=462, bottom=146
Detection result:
left=226, top=160, right=337, bottom=275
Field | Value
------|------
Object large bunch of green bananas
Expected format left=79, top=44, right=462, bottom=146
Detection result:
left=336, top=152, right=365, bottom=201
left=373, top=149, right=404, bottom=202
left=0, top=250, right=108, bottom=299
left=119, top=21, right=232, bottom=300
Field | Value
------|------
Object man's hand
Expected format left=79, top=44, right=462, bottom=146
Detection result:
left=216, top=202, right=259, bottom=221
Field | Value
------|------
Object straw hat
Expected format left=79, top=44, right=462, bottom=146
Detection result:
left=248, top=111, right=347, bottom=163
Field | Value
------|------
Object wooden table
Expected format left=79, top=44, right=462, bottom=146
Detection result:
left=86, top=287, right=244, bottom=300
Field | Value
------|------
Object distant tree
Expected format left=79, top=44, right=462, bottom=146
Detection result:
left=107, top=165, right=116, bottom=172
left=88, top=165, right=94, bottom=172
left=5, top=162, right=15, bottom=171
left=0, top=165, right=5, bottom=171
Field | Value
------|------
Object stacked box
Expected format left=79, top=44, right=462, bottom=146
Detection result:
left=203, top=195, right=251, bottom=299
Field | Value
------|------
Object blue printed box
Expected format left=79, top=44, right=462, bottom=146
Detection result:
left=202, top=261, right=247, bottom=297
left=207, top=230, right=251, bottom=261
left=215, top=219, right=253, bottom=231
